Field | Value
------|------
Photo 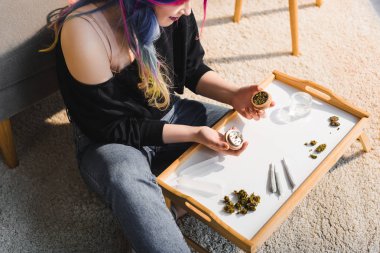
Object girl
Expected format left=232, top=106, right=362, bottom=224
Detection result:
left=45, top=0, right=273, bottom=251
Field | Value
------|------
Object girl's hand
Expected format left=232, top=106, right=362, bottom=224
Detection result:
left=195, top=126, right=248, bottom=156
left=230, top=85, right=275, bottom=120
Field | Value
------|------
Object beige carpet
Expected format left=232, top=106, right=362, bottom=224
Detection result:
left=1, top=0, right=379, bottom=252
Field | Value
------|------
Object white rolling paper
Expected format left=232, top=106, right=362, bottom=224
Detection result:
left=176, top=176, right=223, bottom=197
left=274, top=165, right=283, bottom=196
left=178, top=156, right=224, bottom=177
left=269, top=163, right=277, bottom=193
left=282, top=157, right=296, bottom=189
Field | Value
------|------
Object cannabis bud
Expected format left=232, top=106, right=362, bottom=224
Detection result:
left=315, top=144, right=327, bottom=153
left=329, top=115, right=340, bottom=127
left=251, top=91, right=272, bottom=109
left=223, top=190, right=261, bottom=215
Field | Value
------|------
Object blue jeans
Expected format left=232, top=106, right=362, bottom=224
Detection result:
left=70, top=98, right=230, bottom=253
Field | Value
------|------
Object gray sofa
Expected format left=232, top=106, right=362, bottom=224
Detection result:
left=0, top=0, right=67, bottom=168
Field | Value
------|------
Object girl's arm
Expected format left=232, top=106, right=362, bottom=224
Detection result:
left=195, top=71, right=275, bottom=120
left=162, top=124, right=247, bottom=156
left=195, top=71, right=238, bottom=106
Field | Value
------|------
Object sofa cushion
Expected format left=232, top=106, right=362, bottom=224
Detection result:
left=0, top=68, right=59, bottom=120
left=0, top=0, right=67, bottom=91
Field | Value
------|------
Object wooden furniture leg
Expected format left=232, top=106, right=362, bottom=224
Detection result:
left=164, top=196, right=210, bottom=252
left=184, top=235, right=209, bottom=253
left=165, top=196, right=171, bottom=209
left=358, top=132, right=371, bottom=152
left=288, top=0, right=300, bottom=56
left=233, top=0, right=301, bottom=56
left=316, top=0, right=323, bottom=7
left=233, top=0, right=243, bottom=23
left=0, top=119, right=19, bottom=168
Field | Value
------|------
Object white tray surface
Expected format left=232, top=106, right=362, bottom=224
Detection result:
left=163, top=80, right=359, bottom=240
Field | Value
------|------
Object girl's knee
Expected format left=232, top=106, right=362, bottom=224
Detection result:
left=79, top=143, right=154, bottom=196
left=101, top=145, right=152, bottom=183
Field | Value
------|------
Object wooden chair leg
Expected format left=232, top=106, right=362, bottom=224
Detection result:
left=233, top=0, right=243, bottom=23
left=288, top=0, right=300, bottom=56
left=0, top=119, right=19, bottom=168
left=358, top=132, right=371, bottom=152
left=316, top=0, right=323, bottom=7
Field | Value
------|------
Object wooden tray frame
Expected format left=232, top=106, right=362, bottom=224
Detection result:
left=157, top=70, right=371, bottom=253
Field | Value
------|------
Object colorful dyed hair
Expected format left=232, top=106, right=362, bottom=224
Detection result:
left=41, top=0, right=208, bottom=110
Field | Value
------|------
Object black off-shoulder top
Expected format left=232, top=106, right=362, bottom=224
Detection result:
left=55, top=12, right=211, bottom=148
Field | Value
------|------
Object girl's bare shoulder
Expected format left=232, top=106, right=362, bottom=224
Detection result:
left=60, top=7, right=113, bottom=85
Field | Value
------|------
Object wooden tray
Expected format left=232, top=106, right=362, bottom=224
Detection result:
left=157, top=71, right=370, bottom=253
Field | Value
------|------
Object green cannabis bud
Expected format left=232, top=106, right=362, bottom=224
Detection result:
left=252, top=91, right=269, bottom=105
left=315, top=144, right=326, bottom=153
left=223, top=190, right=261, bottom=215
left=329, top=115, right=340, bottom=127
left=310, top=154, right=318, bottom=159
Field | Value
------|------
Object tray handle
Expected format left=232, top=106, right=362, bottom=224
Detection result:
left=184, top=201, right=212, bottom=223
left=160, top=184, right=252, bottom=251
left=161, top=183, right=221, bottom=225
left=273, top=70, right=370, bottom=118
